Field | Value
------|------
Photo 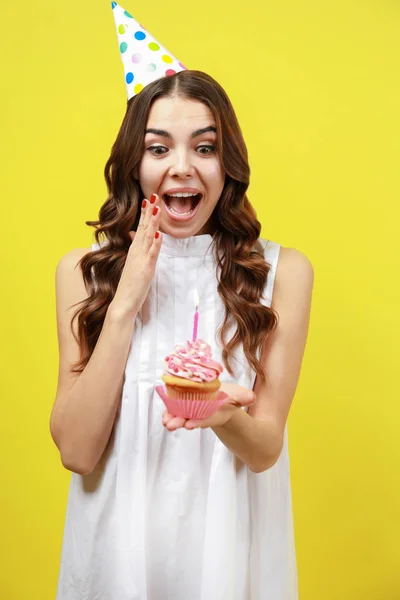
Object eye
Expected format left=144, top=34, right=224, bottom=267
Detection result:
left=197, top=145, right=216, bottom=155
left=147, top=145, right=168, bottom=156
left=146, top=144, right=216, bottom=157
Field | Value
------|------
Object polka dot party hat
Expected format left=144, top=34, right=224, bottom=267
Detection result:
left=111, top=2, right=187, bottom=99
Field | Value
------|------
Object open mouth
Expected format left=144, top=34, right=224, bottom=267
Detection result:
left=163, top=193, right=202, bottom=219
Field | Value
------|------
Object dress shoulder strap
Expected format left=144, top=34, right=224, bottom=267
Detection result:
left=91, top=237, right=109, bottom=252
left=89, top=239, right=108, bottom=291
left=259, top=238, right=281, bottom=308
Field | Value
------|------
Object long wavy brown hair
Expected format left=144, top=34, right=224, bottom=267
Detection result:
left=71, top=70, right=278, bottom=383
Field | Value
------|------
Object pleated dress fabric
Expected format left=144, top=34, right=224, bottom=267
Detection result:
left=56, top=232, right=298, bottom=600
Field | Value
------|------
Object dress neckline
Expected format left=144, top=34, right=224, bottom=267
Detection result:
left=160, top=232, right=215, bottom=257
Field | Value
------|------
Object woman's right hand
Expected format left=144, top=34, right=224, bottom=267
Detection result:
left=109, top=193, right=162, bottom=319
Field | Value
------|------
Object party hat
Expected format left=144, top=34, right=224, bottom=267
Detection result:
left=111, top=2, right=187, bottom=99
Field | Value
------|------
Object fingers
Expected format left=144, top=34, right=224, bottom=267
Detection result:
left=131, top=193, right=162, bottom=250
left=232, top=392, right=255, bottom=406
left=163, top=414, right=187, bottom=430
left=139, top=193, right=160, bottom=237
left=220, top=383, right=256, bottom=406
left=184, top=420, right=201, bottom=430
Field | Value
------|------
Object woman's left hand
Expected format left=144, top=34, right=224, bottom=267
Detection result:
left=161, top=382, right=256, bottom=431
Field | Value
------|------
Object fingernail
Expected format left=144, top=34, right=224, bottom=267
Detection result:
left=142, top=199, right=147, bottom=209
left=155, top=231, right=160, bottom=239
left=153, top=206, right=158, bottom=216
left=150, top=193, right=157, bottom=204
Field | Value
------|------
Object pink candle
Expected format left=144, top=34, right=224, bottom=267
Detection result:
left=192, top=288, right=199, bottom=341
left=192, top=310, right=199, bottom=342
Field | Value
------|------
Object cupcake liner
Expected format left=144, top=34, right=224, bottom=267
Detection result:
left=155, top=385, right=229, bottom=420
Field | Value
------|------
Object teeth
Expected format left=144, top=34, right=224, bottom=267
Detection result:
left=168, top=206, right=194, bottom=216
left=167, top=192, right=198, bottom=198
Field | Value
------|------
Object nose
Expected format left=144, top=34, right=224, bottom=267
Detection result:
left=168, top=149, right=194, bottom=178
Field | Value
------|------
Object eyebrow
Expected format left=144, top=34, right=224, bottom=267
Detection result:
left=144, top=126, right=217, bottom=139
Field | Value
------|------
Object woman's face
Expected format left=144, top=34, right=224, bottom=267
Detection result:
left=137, top=95, right=225, bottom=237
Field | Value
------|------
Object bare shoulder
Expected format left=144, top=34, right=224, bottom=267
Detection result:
left=278, top=245, right=314, bottom=271
left=275, top=245, right=314, bottom=292
left=56, top=247, right=93, bottom=291
left=56, top=247, right=93, bottom=272
left=55, top=246, right=94, bottom=335
left=270, top=245, right=314, bottom=315
left=54, top=247, right=95, bottom=331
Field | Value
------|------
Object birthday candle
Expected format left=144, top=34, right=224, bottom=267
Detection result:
left=192, top=288, right=199, bottom=342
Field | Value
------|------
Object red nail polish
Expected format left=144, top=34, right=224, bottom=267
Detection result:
left=153, top=206, right=158, bottom=216
left=155, top=231, right=160, bottom=239
left=142, top=199, right=147, bottom=209
left=150, top=193, right=157, bottom=204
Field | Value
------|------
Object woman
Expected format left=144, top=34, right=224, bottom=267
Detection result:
left=51, top=69, right=314, bottom=599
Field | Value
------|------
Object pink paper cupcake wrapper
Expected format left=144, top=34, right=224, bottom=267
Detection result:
left=155, top=385, right=229, bottom=420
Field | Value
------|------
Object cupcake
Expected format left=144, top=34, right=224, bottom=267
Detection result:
left=155, top=339, right=228, bottom=419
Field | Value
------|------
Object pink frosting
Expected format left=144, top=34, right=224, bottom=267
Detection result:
left=164, top=339, right=224, bottom=383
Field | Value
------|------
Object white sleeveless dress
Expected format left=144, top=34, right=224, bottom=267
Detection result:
left=56, top=232, right=298, bottom=600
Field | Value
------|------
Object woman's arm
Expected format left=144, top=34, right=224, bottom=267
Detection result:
left=50, top=198, right=162, bottom=475
left=212, top=247, right=314, bottom=472
left=50, top=248, right=137, bottom=475
left=212, top=409, right=282, bottom=472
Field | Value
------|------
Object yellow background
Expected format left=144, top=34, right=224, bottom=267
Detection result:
left=1, top=0, right=399, bottom=598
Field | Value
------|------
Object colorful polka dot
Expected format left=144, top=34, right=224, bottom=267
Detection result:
left=149, top=42, right=160, bottom=51
left=147, top=63, right=157, bottom=72
left=134, top=83, right=144, bottom=94
left=124, top=10, right=133, bottom=18
left=134, top=31, right=146, bottom=41
left=162, top=55, right=173, bottom=64
left=111, top=2, right=117, bottom=9
left=118, top=24, right=128, bottom=34
left=179, top=62, right=187, bottom=70
left=131, top=53, right=142, bottom=63
left=165, top=69, right=176, bottom=76
left=126, top=72, right=134, bottom=84
left=120, top=42, right=128, bottom=53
